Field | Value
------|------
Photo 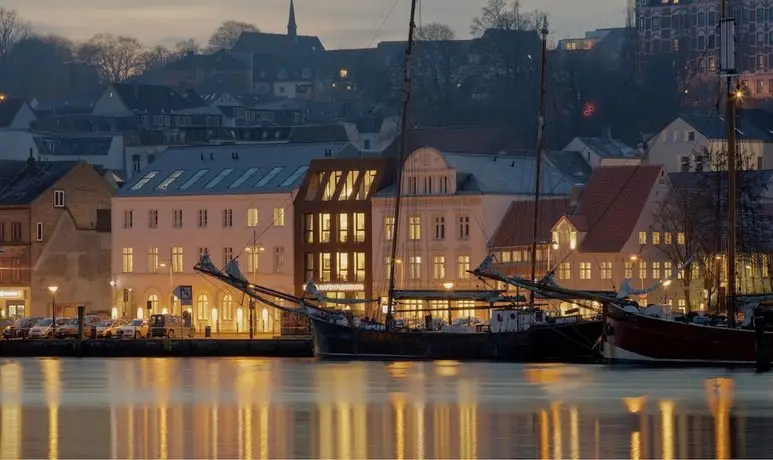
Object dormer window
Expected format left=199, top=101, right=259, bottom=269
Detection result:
left=278, top=69, right=287, bottom=79
left=53, top=190, right=65, bottom=208
left=339, top=68, right=349, bottom=79
left=302, top=68, right=312, bottom=79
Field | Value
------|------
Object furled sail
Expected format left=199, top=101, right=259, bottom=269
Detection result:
left=225, top=258, right=248, bottom=284
left=196, top=251, right=219, bottom=274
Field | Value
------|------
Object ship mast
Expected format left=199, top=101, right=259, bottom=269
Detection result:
left=385, top=0, right=419, bottom=330
left=720, top=0, right=738, bottom=327
left=528, top=20, right=550, bottom=306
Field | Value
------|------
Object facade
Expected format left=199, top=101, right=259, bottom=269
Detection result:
left=162, top=50, right=251, bottom=93
left=0, top=98, right=36, bottom=130
left=111, top=141, right=356, bottom=332
left=370, top=147, right=580, bottom=321
left=293, top=157, right=395, bottom=308
left=563, top=134, right=640, bottom=169
left=0, top=159, right=114, bottom=318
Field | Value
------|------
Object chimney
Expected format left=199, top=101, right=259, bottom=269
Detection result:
left=210, top=152, right=214, bottom=160
left=569, top=183, right=585, bottom=209
left=200, top=153, right=204, bottom=161
left=602, top=125, right=612, bottom=140
left=26, top=147, right=36, bottom=173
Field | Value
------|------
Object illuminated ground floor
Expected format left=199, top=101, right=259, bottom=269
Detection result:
left=0, top=287, right=28, bottom=319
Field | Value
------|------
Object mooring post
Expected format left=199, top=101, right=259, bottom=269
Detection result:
left=754, top=307, right=770, bottom=373
left=77, top=305, right=85, bottom=342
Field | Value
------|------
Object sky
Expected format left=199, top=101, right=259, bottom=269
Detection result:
left=7, top=0, right=628, bottom=49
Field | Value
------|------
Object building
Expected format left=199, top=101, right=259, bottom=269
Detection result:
left=563, top=130, right=641, bottom=168
left=111, top=141, right=358, bottom=332
left=162, top=50, right=251, bottom=93
left=370, top=147, right=582, bottom=320
left=0, top=98, right=36, bottom=130
left=0, top=159, right=114, bottom=319
left=293, top=157, right=395, bottom=308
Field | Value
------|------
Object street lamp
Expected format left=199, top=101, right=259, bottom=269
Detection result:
left=443, top=282, right=454, bottom=324
left=109, top=280, right=117, bottom=318
left=159, top=262, right=173, bottom=315
left=48, top=286, right=58, bottom=335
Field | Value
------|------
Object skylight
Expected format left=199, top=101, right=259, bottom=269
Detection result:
left=130, top=170, right=159, bottom=190
left=255, top=166, right=285, bottom=187
left=279, top=166, right=309, bottom=187
left=204, top=168, right=234, bottom=189
left=156, top=169, right=184, bottom=190
left=179, top=169, right=209, bottom=190
left=229, top=168, right=260, bottom=188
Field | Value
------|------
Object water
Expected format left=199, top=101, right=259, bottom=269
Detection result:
left=0, top=358, right=772, bottom=459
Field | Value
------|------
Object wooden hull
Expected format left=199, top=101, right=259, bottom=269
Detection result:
left=308, top=317, right=603, bottom=362
left=603, top=303, right=773, bottom=365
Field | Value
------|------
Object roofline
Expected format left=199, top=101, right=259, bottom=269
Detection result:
left=113, top=189, right=297, bottom=200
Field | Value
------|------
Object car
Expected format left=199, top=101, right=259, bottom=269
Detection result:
left=115, top=318, right=150, bottom=339
left=28, top=318, right=70, bottom=338
left=90, top=318, right=129, bottom=338
left=54, top=315, right=101, bottom=339
left=2, top=317, right=43, bottom=339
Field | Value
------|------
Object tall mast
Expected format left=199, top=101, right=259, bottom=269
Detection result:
left=528, top=21, right=549, bottom=306
left=720, top=0, right=738, bottom=327
left=385, top=0, right=419, bottom=329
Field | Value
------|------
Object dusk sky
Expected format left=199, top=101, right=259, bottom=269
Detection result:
left=7, top=0, right=628, bottom=49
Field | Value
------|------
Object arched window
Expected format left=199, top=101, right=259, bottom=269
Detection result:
left=222, top=295, right=233, bottom=321
left=172, top=296, right=181, bottom=315
left=196, top=294, right=209, bottom=321
left=143, top=294, right=159, bottom=318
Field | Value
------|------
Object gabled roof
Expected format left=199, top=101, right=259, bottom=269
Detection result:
left=0, top=98, right=26, bottom=127
left=489, top=198, right=571, bottom=248
left=165, top=50, right=248, bottom=71
left=0, top=160, right=28, bottom=187
left=33, top=135, right=115, bottom=156
left=679, top=113, right=773, bottom=142
left=115, top=142, right=354, bottom=197
left=233, top=31, right=324, bottom=55
left=0, top=160, right=81, bottom=205
left=572, top=165, right=664, bottom=253
left=112, top=83, right=202, bottom=113
left=574, top=137, right=638, bottom=158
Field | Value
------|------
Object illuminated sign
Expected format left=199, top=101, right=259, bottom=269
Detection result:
left=0, top=290, right=22, bottom=299
left=315, top=283, right=365, bottom=292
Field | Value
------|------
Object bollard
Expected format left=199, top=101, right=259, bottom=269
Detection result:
left=205, top=325, right=211, bottom=338
left=249, top=300, right=255, bottom=340
left=90, top=325, right=97, bottom=340
left=77, top=305, right=85, bottom=342
left=755, top=307, right=771, bottom=373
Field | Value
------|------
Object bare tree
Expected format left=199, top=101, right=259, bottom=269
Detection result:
left=140, top=45, right=172, bottom=73
left=78, top=34, right=145, bottom=82
left=416, top=22, right=456, bottom=41
left=171, top=39, right=200, bottom=58
left=470, top=0, right=546, bottom=36
left=413, top=22, right=459, bottom=126
left=0, top=8, right=31, bottom=64
left=208, top=21, right=259, bottom=51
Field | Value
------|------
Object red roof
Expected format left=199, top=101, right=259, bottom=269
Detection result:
left=573, top=165, right=664, bottom=253
left=489, top=198, right=571, bottom=247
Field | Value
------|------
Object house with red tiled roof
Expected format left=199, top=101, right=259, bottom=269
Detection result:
left=549, top=165, right=688, bottom=310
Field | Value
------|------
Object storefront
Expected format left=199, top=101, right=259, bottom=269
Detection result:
left=0, top=288, right=27, bottom=319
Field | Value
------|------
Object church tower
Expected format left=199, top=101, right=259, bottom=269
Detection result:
left=288, top=0, right=298, bottom=38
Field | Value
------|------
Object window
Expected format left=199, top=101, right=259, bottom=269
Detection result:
left=273, top=208, right=285, bottom=227
left=242, top=245, right=258, bottom=274
left=559, top=262, right=571, bottom=280
left=245, top=208, right=259, bottom=227
left=384, top=217, right=395, bottom=241
left=279, top=166, right=309, bottom=187
left=320, top=253, right=331, bottom=281
left=302, top=214, right=314, bottom=243
left=274, top=247, right=285, bottom=273
left=180, top=169, right=209, bottom=190
left=440, top=176, right=449, bottom=194
left=500, top=251, right=511, bottom=263
left=664, top=262, right=672, bottom=279
left=409, top=216, right=421, bottom=240
left=652, top=232, right=660, bottom=245
left=457, top=255, right=471, bottom=279
left=357, top=170, right=377, bottom=199
left=569, top=231, right=577, bottom=250
left=10, top=222, right=21, bottom=242
left=664, top=232, right=672, bottom=245
left=148, top=210, right=158, bottom=228
left=434, top=217, right=445, bottom=240
left=600, top=262, right=612, bottom=279
left=385, top=257, right=393, bottom=280
left=639, top=261, right=647, bottom=280
left=354, top=252, right=366, bottom=282
left=688, top=131, right=695, bottom=141
left=255, top=167, right=285, bottom=188
left=303, top=253, right=314, bottom=282
left=625, top=261, right=633, bottom=279
left=579, top=262, right=592, bottom=280
left=53, top=190, right=65, bottom=208
left=337, top=252, right=349, bottom=281
left=123, top=210, right=133, bottom=228
left=321, top=171, right=341, bottom=200
left=409, top=256, right=422, bottom=280
left=223, top=209, right=233, bottom=228
left=196, top=294, right=209, bottom=321
left=339, top=68, right=349, bottom=78
left=204, top=168, right=234, bottom=189
left=156, top=170, right=184, bottom=190
left=338, top=214, right=349, bottom=243
left=223, top=247, right=233, bottom=267
left=677, top=232, right=685, bottom=245
left=458, top=216, right=470, bottom=240
left=132, top=155, right=141, bottom=172
left=652, top=262, right=661, bottom=280
left=33, top=222, right=44, bottom=242
left=131, top=171, right=159, bottom=190
left=173, top=210, right=183, bottom=228
left=222, top=295, right=234, bottom=321
left=171, top=247, right=183, bottom=273
left=433, top=256, right=446, bottom=279
left=639, top=232, right=647, bottom=245
left=230, top=168, right=259, bottom=188
left=354, top=213, right=366, bottom=243
left=341, top=171, right=360, bottom=200
left=148, top=247, right=159, bottom=272
left=122, top=248, right=133, bottom=273
left=319, top=213, right=331, bottom=243
left=680, top=156, right=690, bottom=172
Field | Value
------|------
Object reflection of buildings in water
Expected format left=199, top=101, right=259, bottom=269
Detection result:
left=42, top=359, right=60, bottom=460
left=1, top=362, right=21, bottom=460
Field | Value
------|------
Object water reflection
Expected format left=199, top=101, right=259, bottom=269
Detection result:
left=0, top=359, right=771, bottom=459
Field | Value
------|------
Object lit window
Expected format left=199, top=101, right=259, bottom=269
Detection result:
left=580, top=262, right=592, bottom=280
left=457, top=255, right=471, bottom=279
left=639, top=232, right=647, bottom=245
left=409, top=216, right=421, bottom=240
left=357, top=170, right=377, bottom=199
left=172, top=247, right=184, bottom=273
left=319, top=213, right=331, bottom=243
left=600, top=262, right=612, bottom=279
left=559, top=262, right=571, bottom=280
left=339, top=68, right=349, bottom=79
left=664, top=232, right=672, bottom=245
left=303, top=214, right=314, bottom=243
left=652, top=232, right=661, bottom=245
left=322, top=171, right=341, bottom=200
left=652, top=261, right=661, bottom=279
left=148, top=247, right=159, bottom=272
left=354, top=213, right=366, bottom=243
left=196, top=294, right=209, bottom=321
left=409, top=256, right=422, bottom=280
left=222, top=295, right=233, bottom=321
left=273, top=208, right=285, bottom=227
left=319, top=253, right=331, bottom=281
left=122, top=248, right=133, bottom=273
left=501, top=251, right=511, bottom=263
left=433, top=256, right=446, bottom=280
left=247, top=246, right=260, bottom=273
left=664, top=262, right=672, bottom=279
left=569, top=231, right=577, bottom=249
left=625, top=261, right=633, bottom=279
left=354, top=253, right=366, bottom=282
left=639, top=261, right=647, bottom=280
left=384, top=217, right=395, bottom=241
left=338, top=214, right=349, bottom=243
left=341, top=171, right=360, bottom=200
left=247, top=208, right=259, bottom=227
left=337, top=253, right=349, bottom=281
left=677, top=232, right=686, bottom=245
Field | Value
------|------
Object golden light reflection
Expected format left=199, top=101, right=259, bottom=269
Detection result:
left=259, top=405, right=268, bottom=460
left=41, top=359, right=61, bottom=460
left=631, top=431, right=641, bottom=460
left=434, top=360, right=459, bottom=377
left=159, top=404, right=168, bottom=460
left=551, top=402, right=563, bottom=460
left=1, top=363, right=21, bottom=460
left=414, top=399, right=425, bottom=460
left=386, top=362, right=414, bottom=378
left=434, top=403, right=451, bottom=459
left=524, top=364, right=565, bottom=385
left=458, top=380, right=477, bottom=460
left=623, top=396, right=647, bottom=414
left=706, top=378, right=734, bottom=460
left=659, top=400, right=675, bottom=460
left=390, top=393, right=406, bottom=460
left=569, top=406, right=580, bottom=460
left=539, top=409, right=549, bottom=460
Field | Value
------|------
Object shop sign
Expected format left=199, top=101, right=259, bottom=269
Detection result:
left=315, top=283, right=365, bottom=292
left=0, top=290, right=22, bottom=299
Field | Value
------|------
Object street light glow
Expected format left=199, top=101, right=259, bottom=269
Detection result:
left=48, top=286, right=58, bottom=293
left=443, top=282, right=455, bottom=290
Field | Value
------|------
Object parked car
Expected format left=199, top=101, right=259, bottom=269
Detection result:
left=54, top=315, right=101, bottom=338
left=148, top=314, right=194, bottom=339
left=28, top=318, right=70, bottom=338
left=90, top=318, right=129, bottom=338
left=115, top=319, right=150, bottom=339
left=2, top=317, right=43, bottom=339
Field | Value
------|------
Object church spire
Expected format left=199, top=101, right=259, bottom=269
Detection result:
left=288, top=0, right=298, bottom=38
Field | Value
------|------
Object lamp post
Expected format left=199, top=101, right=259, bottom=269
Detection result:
left=48, top=286, right=58, bottom=335
left=443, top=281, right=454, bottom=324
left=159, top=262, right=173, bottom=315
left=109, top=280, right=117, bottom=318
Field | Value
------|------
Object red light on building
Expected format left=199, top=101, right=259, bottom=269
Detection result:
left=582, top=102, right=595, bottom=118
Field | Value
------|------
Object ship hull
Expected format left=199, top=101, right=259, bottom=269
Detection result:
left=309, top=317, right=603, bottom=362
left=603, top=303, right=773, bottom=365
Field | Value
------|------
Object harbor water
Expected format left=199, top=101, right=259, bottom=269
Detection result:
left=0, top=358, right=772, bottom=458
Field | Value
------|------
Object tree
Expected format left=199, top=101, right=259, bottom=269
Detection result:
left=139, top=45, right=172, bottom=74
left=0, top=8, right=31, bottom=64
left=78, top=34, right=145, bottom=82
left=416, top=22, right=456, bottom=41
left=208, top=21, right=259, bottom=51
left=413, top=23, right=458, bottom=126
left=171, top=39, right=200, bottom=59
left=470, top=0, right=546, bottom=36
